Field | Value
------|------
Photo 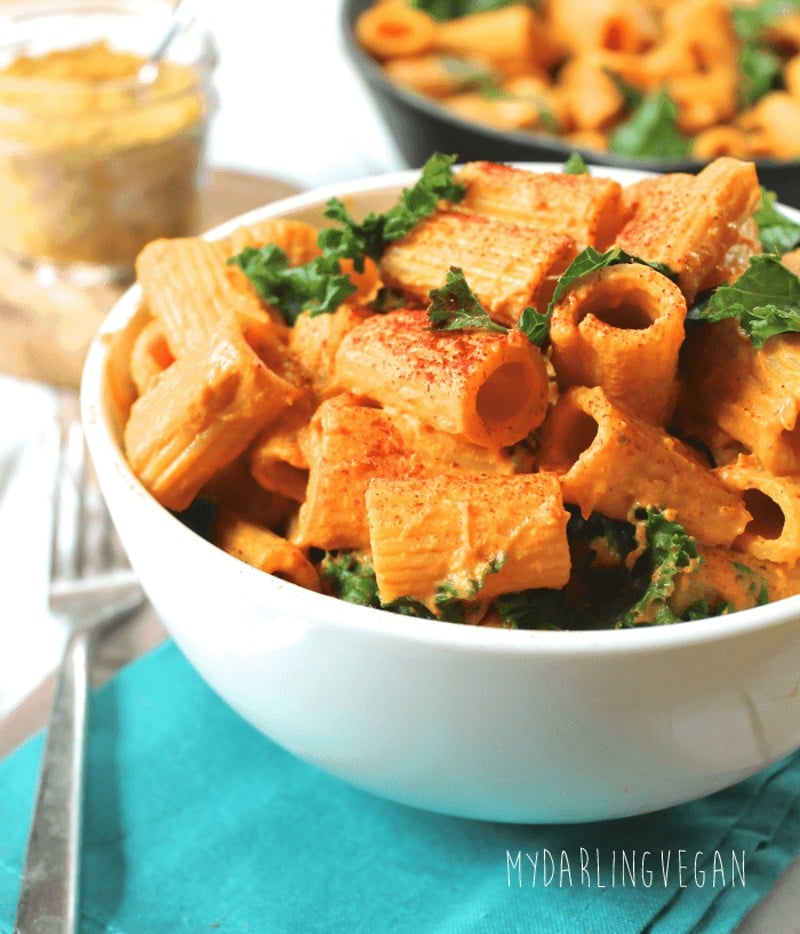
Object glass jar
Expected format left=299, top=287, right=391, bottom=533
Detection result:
left=0, top=0, right=218, bottom=284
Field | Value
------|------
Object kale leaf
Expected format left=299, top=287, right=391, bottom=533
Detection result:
left=493, top=508, right=701, bottom=630
left=732, top=562, right=770, bottom=606
left=616, top=508, right=700, bottom=627
left=229, top=245, right=355, bottom=324
left=516, top=305, right=550, bottom=346
left=733, top=0, right=799, bottom=107
left=229, top=153, right=465, bottom=323
left=731, top=0, right=800, bottom=42
left=608, top=89, right=691, bottom=160
left=320, top=552, right=381, bottom=607
left=604, top=70, right=645, bottom=110
left=427, top=266, right=507, bottom=332
left=427, top=248, right=675, bottom=347
left=324, top=511, right=704, bottom=630
left=493, top=588, right=598, bottom=631
left=569, top=509, right=639, bottom=565
left=321, top=550, right=504, bottom=623
left=754, top=188, right=800, bottom=255
left=425, top=266, right=551, bottom=346
left=548, top=246, right=675, bottom=314
left=739, top=42, right=783, bottom=108
left=320, top=152, right=466, bottom=268
left=521, top=246, right=676, bottom=347
left=691, top=254, right=800, bottom=347
left=409, top=0, right=525, bottom=21
left=563, top=152, right=589, bottom=175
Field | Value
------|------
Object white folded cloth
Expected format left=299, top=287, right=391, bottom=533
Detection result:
left=0, top=376, right=66, bottom=718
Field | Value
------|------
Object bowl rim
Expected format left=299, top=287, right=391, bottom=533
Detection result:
left=81, top=161, right=800, bottom=658
left=339, top=0, right=800, bottom=176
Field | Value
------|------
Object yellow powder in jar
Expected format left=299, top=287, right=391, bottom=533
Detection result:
left=0, top=41, right=211, bottom=274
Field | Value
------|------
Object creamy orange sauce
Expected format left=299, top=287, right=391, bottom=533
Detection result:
left=0, top=41, right=209, bottom=272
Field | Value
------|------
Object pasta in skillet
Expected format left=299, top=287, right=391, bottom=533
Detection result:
left=120, top=153, right=800, bottom=629
left=353, top=0, right=800, bottom=162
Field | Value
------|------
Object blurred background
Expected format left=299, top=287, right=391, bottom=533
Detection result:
left=199, top=0, right=404, bottom=188
left=0, top=0, right=407, bottom=385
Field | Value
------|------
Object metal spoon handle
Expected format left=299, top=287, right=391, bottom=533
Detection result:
left=148, top=0, right=197, bottom=64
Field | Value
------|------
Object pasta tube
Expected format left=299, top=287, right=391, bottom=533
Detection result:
left=547, top=0, right=657, bottom=55
left=661, top=0, right=739, bottom=132
left=716, top=456, right=800, bottom=567
left=782, top=249, right=800, bottom=276
left=537, top=386, right=751, bottom=547
left=292, top=394, right=415, bottom=551
left=249, top=393, right=314, bottom=503
left=333, top=308, right=550, bottom=447
left=783, top=53, right=800, bottom=99
left=212, top=509, right=321, bottom=592
left=389, top=410, right=525, bottom=475
left=737, top=92, right=800, bottom=159
left=680, top=321, right=800, bottom=476
left=557, top=54, right=626, bottom=132
left=442, top=90, right=544, bottom=131
left=593, top=42, right=696, bottom=94
left=128, top=318, right=174, bottom=395
left=433, top=4, right=559, bottom=76
left=135, top=237, right=286, bottom=360
left=764, top=12, right=800, bottom=50
left=456, top=161, right=625, bottom=249
left=379, top=209, right=577, bottom=324
left=365, top=471, right=571, bottom=608
left=355, top=2, right=436, bottom=60
left=383, top=54, right=489, bottom=98
left=124, top=320, right=299, bottom=512
left=288, top=304, right=373, bottom=395
left=549, top=263, right=687, bottom=424
left=201, top=457, right=296, bottom=533
left=226, top=217, right=320, bottom=264
left=669, top=547, right=800, bottom=618
left=616, top=157, right=762, bottom=302
left=690, top=126, right=750, bottom=160
left=668, top=66, right=738, bottom=134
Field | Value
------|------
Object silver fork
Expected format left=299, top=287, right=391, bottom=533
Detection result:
left=15, top=392, right=144, bottom=934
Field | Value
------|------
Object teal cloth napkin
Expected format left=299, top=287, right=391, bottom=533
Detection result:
left=1, top=640, right=799, bottom=934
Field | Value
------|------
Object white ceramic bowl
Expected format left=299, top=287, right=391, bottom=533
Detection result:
left=81, top=164, right=800, bottom=824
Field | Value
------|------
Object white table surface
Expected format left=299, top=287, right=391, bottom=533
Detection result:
left=0, top=0, right=404, bottom=723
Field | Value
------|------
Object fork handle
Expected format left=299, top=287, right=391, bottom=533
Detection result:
left=15, top=629, right=90, bottom=934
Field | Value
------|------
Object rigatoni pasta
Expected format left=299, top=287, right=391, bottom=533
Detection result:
left=212, top=508, right=321, bottom=592
left=715, top=455, right=800, bottom=568
left=365, top=471, right=571, bottom=608
left=354, top=1, right=437, bottom=60
left=332, top=307, right=550, bottom=447
left=615, top=157, right=762, bottom=302
left=292, top=393, right=416, bottom=551
left=454, top=160, right=625, bottom=249
left=536, top=386, right=750, bottom=548
left=124, top=318, right=299, bottom=511
left=379, top=208, right=577, bottom=323
left=118, top=155, right=800, bottom=630
left=548, top=263, right=686, bottom=425
left=678, top=320, right=800, bottom=476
